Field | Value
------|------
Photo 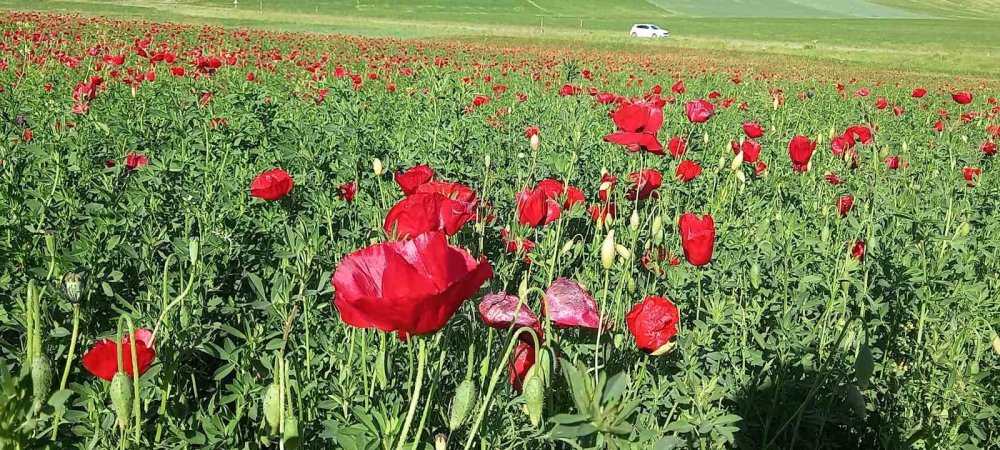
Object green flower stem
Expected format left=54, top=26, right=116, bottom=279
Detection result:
left=395, top=338, right=427, bottom=450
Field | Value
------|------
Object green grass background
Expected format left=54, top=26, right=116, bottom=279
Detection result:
left=2, top=0, right=998, bottom=78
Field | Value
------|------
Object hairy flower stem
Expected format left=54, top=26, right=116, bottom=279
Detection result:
left=51, top=301, right=82, bottom=438
left=395, top=339, right=427, bottom=450
left=594, top=268, right=611, bottom=384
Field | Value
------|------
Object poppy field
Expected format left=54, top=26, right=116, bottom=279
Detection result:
left=2, top=11, right=1000, bottom=450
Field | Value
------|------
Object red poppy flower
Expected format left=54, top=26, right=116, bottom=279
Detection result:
left=543, top=278, right=600, bottom=329
left=597, top=173, right=617, bottom=202
left=671, top=80, right=685, bottom=94
left=588, top=203, right=617, bottom=226
left=678, top=213, right=715, bottom=267
left=788, top=135, right=817, bottom=172
left=981, top=141, right=997, bottom=156
left=338, top=182, right=357, bottom=202
left=415, top=181, right=478, bottom=204
left=754, top=161, right=767, bottom=176
left=685, top=99, right=714, bottom=123
left=479, top=293, right=542, bottom=338
left=383, top=192, right=475, bottom=239
left=885, top=156, right=902, bottom=170
left=876, top=97, right=889, bottom=110
left=82, top=329, right=156, bottom=382
left=675, top=160, right=702, bottom=182
left=124, top=152, right=148, bottom=171
left=836, top=195, right=854, bottom=217
left=509, top=341, right=535, bottom=393
left=524, top=126, right=539, bottom=139
left=731, top=140, right=762, bottom=163
left=911, top=88, right=927, bottom=98
left=988, top=125, right=1000, bottom=138
left=826, top=173, right=844, bottom=184
left=667, top=136, right=687, bottom=158
left=626, top=296, right=679, bottom=354
left=626, top=169, right=662, bottom=201
left=604, top=101, right=664, bottom=154
left=250, top=168, right=293, bottom=201
left=963, top=167, right=981, bottom=186
left=952, top=91, right=973, bottom=105
left=395, top=164, right=435, bottom=195
left=516, top=179, right=584, bottom=227
left=743, top=122, right=764, bottom=139
left=851, top=241, right=866, bottom=261
left=933, top=121, right=945, bottom=133
left=500, top=227, right=534, bottom=263
left=332, top=232, right=493, bottom=339
left=846, top=125, right=874, bottom=145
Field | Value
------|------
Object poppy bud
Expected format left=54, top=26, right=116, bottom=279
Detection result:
left=956, top=222, right=970, bottom=237
left=651, top=215, right=663, bottom=236
left=283, top=413, right=301, bottom=449
left=189, top=238, right=199, bottom=264
left=731, top=151, right=744, bottom=171
left=518, top=152, right=526, bottom=159
left=529, top=134, right=540, bottom=152
left=435, top=434, right=447, bottom=450
left=449, top=379, right=477, bottom=431
left=651, top=340, right=676, bottom=356
left=830, top=126, right=836, bottom=140
left=615, top=244, right=631, bottom=261
left=821, top=225, right=830, bottom=242
left=31, top=354, right=53, bottom=412
left=772, top=97, right=780, bottom=110
left=372, top=158, right=384, bottom=176
left=961, top=135, right=968, bottom=143
left=560, top=239, right=575, bottom=256
left=62, top=272, right=83, bottom=304
left=702, top=132, right=709, bottom=144
left=629, top=209, right=640, bottom=230
left=991, top=332, right=1000, bottom=356
left=518, top=277, right=528, bottom=302
left=600, top=230, right=616, bottom=270
left=262, top=382, right=281, bottom=433
left=902, top=141, right=909, bottom=152
left=855, top=344, right=874, bottom=390
left=735, top=170, right=746, bottom=184
left=521, top=367, right=544, bottom=427
left=717, top=156, right=726, bottom=171
left=110, top=372, right=132, bottom=431
left=846, top=384, right=866, bottom=419
left=627, top=276, right=637, bottom=293
left=484, top=154, right=491, bottom=169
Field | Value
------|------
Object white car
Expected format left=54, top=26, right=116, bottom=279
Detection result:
left=630, top=24, right=669, bottom=38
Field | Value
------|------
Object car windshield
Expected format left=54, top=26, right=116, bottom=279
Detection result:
left=649, top=25, right=660, bottom=29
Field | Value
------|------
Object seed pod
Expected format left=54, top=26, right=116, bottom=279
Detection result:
left=31, top=354, right=53, bottom=412
left=846, top=384, right=867, bottom=419
left=651, top=215, right=663, bottom=237
left=372, top=158, right=384, bottom=176
left=529, top=134, right=540, bottom=152
left=109, top=372, right=132, bottom=431
left=62, top=272, right=83, bottom=304
left=600, top=231, right=616, bottom=270
left=821, top=225, right=830, bottom=243
left=521, top=367, right=544, bottom=427
left=855, top=344, right=874, bottom=390
left=627, top=276, right=636, bottom=293
left=629, top=209, right=640, bottom=230
left=283, top=413, right=301, bottom=449
left=262, top=382, right=282, bottom=433
left=449, top=379, right=477, bottom=431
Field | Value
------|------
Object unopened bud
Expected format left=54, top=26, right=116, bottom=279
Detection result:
left=449, top=379, right=477, bottom=430
left=435, top=434, right=448, bottom=450
left=615, top=244, right=631, bottom=261
left=651, top=215, right=663, bottom=236
left=31, top=355, right=53, bottom=413
left=731, top=151, right=744, bottom=170
left=991, top=332, right=1000, bottom=355
left=600, top=230, right=616, bottom=270
left=702, top=132, right=709, bottom=144
left=62, top=272, right=83, bottom=304
left=484, top=154, right=491, bottom=169
left=560, top=239, right=575, bottom=256
left=372, top=158, right=384, bottom=176
left=529, top=134, right=540, bottom=152
left=651, top=341, right=676, bottom=356
left=735, top=170, right=746, bottom=184
left=522, top=367, right=544, bottom=427
left=189, top=238, right=199, bottom=264
left=902, top=141, right=909, bottom=152
left=629, top=209, right=640, bottom=230
left=110, top=373, right=132, bottom=431
left=262, top=382, right=281, bottom=434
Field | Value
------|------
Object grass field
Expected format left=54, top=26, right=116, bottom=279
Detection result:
left=2, top=0, right=999, bottom=79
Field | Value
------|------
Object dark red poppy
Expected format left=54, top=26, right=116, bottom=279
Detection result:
left=543, top=278, right=600, bottom=329
left=675, top=160, right=702, bottom=182
left=885, top=156, right=902, bottom=170
left=671, top=80, right=685, bottom=94
left=395, top=164, right=434, bottom=195
left=82, top=329, right=156, bottom=382
left=588, top=203, right=617, bottom=225
left=626, top=169, right=662, bottom=201
left=911, top=88, right=927, bottom=98
left=604, top=101, right=664, bottom=154
left=678, top=213, right=715, bottom=267
left=685, top=99, right=714, bottom=123
left=981, top=141, right=997, bottom=156
left=383, top=192, right=475, bottom=239
left=625, top=296, right=679, bottom=354
left=743, top=122, right=764, bottom=139
left=963, top=167, right=981, bottom=186
left=516, top=179, right=584, bottom=227
left=500, top=227, right=534, bottom=264
left=338, top=182, right=357, bottom=202
left=479, top=293, right=542, bottom=338
left=332, top=232, right=492, bottom=339
left=250, top=168, right=293, bottom=201
left=124, top=152, right=148, bottom=171
left=509, top=341, right=535, bottom=393
left=851, top=241, right=866, bottom=261
left=826, top=173, right=844, bottom=184
left=952, top=91, right=973, bottom=105
left=667, top=136, right=687, bottom=158
left=788, top=136, right=817, bottom=172
left=836, top=195, right=854, bottom=217
left=731, top=140, right=762, bottom=163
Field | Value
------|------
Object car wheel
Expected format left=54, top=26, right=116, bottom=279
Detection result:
left=630, top=32, right=637, bottom=37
